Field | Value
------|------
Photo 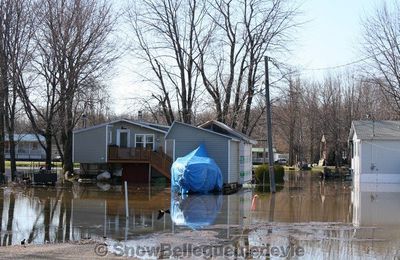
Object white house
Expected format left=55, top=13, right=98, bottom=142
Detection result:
left=5, top=134, right=46, bottom=161
left=349, top=120, right=400, bottom=184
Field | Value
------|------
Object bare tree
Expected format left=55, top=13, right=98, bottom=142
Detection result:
left=362, top=2, right=400, bottom=113
left=128, top=0, right=299, bottom=132
left=127, top=0, right=204, bottom=124
left=0, top=0, right=34, bottom=180
left=18, top=0, right=117, bottom=172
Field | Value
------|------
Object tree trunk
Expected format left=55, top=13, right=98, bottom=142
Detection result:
left=0, top=54, right=6, bottom=182
left=45, top=134, right=52, bottom=170
left=63, top=129, right=73, bottom=173
left=8, top=136, right=16, bottom=181
left=63, top=97, right=74, bottom=173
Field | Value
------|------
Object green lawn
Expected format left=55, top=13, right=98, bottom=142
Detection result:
left=4, top=161, right=80, bottom=168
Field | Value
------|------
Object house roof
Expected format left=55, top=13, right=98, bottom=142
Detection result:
left=5, top=134, right=45, bottom=142
left=73, top=119, right=168, bottom=134
left=139, top=122, right=170, bottom=132
left=350, top=120, right=400, bottom=140
left=198, top=120, right=257, bottom=145
left=165, top=121, right=241, bottom=142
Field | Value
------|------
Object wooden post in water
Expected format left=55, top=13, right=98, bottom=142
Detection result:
left=124, top=181, right=129, bottom=218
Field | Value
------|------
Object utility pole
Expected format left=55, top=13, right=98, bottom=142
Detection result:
left=265, top=56, right=276, bottom=193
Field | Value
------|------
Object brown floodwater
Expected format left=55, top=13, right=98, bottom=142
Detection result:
left=0, top=172, right=399, bottom=259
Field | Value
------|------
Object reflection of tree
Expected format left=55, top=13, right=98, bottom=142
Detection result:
left=57, top=200, right=66, bottom=242
left=43, top=199, right=51, bottom=242
left=65, top=199, right=72, bottom=241
left=3, top=193, right=15, bottom=245
left=0, top=191, right=3, bottom=242
left=27, top=190, right=63, bottom=243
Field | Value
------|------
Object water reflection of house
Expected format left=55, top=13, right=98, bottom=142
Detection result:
left=171, top=190, right=253, bottom=231
left=352, top=183, right=400, bottom=227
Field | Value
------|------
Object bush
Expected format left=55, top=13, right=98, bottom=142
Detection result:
left=255, top=164, right=285, bottom=185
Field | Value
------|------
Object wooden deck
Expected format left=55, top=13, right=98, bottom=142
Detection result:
left=108, top=146, right=172, bottom=179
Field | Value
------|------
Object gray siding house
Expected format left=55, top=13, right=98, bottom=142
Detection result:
left=165, top=121, right=256, bottom=186
left=199, top=120, right=256, bottom=184
left=73, top=119, right=171, bottom=182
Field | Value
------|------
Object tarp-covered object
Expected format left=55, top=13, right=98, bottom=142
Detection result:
left=171, top=144, right=223, bottom=194
left=171, top=193, right=223, bottom=229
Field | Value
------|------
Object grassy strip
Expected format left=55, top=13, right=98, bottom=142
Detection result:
left=311, top=166, right=333, bottom=172
left=283, top=166, right=296, bottom=171
left=5, top=161, right=80, bottom=168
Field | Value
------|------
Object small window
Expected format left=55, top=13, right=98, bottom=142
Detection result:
left=136, top=135, right=144, bottom=148
left=18, top=143, right=26, bottom=153
left=146, top=135, right=154, bottom=150
left=135, top=134, right=154, bottom=150
left=108, top=130, right=112, bottom=144
left=32, top=143, right=38, bottom=150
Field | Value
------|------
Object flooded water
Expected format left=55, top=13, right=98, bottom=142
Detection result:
left=0, top=172, right=399, bottom=259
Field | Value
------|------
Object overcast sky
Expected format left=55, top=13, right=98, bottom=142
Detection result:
left=108, top=0, right=378, bottom=115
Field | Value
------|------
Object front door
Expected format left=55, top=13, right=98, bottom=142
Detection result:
left=117, top=129, right=130, bottom=148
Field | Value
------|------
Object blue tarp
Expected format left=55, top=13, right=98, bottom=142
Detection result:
left=171, top=193, right=223, bottom=229
left=171, top=144, right=223, bottom=194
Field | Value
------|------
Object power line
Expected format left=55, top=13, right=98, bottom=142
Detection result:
left=301, top=55, right=372, bottom=71
left=273, top=43, right=400, bottom=75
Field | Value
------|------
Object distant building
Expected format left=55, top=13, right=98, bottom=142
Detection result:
left=349, top=120, right=400, bottom=183
left=251, top=147, right=288, bottom=164
left=5, top=134, right=46, bottom=161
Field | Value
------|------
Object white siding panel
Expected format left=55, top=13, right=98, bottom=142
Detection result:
left=359, top=139, right=400, bottom=183
left=239, top=143, right=253, bottom=184
left=229, top=141, right=239, bottom=183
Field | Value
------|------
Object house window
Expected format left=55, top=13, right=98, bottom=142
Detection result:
left=135, top=134, right=155, bottom=150
left=146, top=135, right=154, bottom=150
left=32, top=143, right=38, bottom=151
left=18, top=142, right=27, bottom=153
left=136, top=135, right=144, bottom=148
left=108, top=130, right=112, bottom=144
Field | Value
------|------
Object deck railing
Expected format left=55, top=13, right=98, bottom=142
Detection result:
left=108, top=146, right=172, bottom=178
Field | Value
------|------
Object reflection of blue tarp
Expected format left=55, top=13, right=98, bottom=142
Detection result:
left=171, top=193, right=223, bottom=229
left=171, top=144, right=223, bottom=194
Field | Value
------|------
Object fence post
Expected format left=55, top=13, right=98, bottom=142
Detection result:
left=124, top=181, right=129, bottom=218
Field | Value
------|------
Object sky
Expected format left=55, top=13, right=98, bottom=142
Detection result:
left=108, top=0, right=378, bottom=115
left=292, top=0, right=376, bottom=75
